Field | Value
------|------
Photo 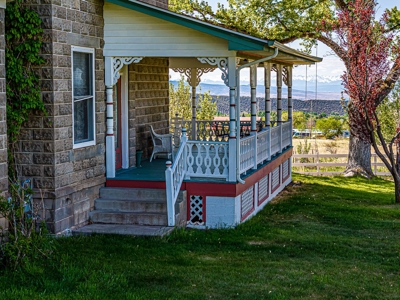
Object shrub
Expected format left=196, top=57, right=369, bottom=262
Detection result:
left=0, top=180, right=53, bottom=269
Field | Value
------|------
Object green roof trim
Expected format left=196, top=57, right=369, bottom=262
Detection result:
left=105, top=0, right=322, bottom=64
left=106, top=0, right=274, bottom=51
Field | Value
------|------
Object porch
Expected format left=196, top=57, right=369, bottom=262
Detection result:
left=96, top=0, right=321, bottom=230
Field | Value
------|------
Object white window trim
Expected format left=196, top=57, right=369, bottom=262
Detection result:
left=72, top=46, right=96, bottom=149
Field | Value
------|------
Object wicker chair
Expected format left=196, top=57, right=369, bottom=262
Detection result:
left=149, top=125, right=173, bottom=162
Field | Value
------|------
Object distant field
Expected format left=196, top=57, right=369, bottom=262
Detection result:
left=292, top=138, right=350, bottom=154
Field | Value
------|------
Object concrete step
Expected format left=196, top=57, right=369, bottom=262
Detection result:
left=73, top=224, right=173, bottom=237
left=94, top=198, right=167, bottom=213
left=90, top=210, right=168, bottom=226
left=99, top=187, right=166, bottom=201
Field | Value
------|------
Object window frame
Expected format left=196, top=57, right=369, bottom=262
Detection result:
left=72, top=46, right=96, bottom=149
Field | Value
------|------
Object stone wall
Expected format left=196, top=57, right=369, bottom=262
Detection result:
left=0, top=7, right=7, bottom=230
left=138, top=0, right=168, bottom=9
left=16, top=0, right=106, bottom=233
left=128, top=58, right=169, bottom=165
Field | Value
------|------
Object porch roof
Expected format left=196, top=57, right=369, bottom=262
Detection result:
left=104, top=0, right=322, bottom=65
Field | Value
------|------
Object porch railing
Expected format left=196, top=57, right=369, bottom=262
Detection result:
left=182, top=120, right=275, bottom=141
left=282, top=121, right=292, bottom=148
left=239, top=134, right=257, bottom=174
left=186, top=140, right=229, bottom=179
left=270, top=126, right=281, bottom=156
left=166, top=121, right=292, bottom=226
left=257, top=129, right=270, bottom=164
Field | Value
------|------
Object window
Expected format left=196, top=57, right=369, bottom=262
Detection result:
left=72, top=46, right=95, bottom=148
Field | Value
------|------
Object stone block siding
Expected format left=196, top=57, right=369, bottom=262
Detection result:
left=15, top=0, right=105, bottom=233
left=0, top=7, right=6, bottom=230
left=128, top=58, right=169, bottom=165
left=138, top=0, right=168, bottom=9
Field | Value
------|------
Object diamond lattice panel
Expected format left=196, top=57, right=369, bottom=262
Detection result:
left=188, top=195, right=204, bottom=226
left=241, top=187, right=254, bottom=219
left=258, top=174, right=269, bottom=204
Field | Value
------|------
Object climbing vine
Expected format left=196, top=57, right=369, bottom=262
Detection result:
left=5, top=0, right=46, bottom=175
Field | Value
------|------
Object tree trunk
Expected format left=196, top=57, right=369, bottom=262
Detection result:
left=344, top=133, right=374, bottom=178
left=395, top=177, right=400, bottom=204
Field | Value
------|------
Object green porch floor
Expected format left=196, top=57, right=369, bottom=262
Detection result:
left=114, top=158, right=168, bottom=181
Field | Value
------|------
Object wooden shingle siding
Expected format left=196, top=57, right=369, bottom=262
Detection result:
left=103, top=3, right=233, bottom=57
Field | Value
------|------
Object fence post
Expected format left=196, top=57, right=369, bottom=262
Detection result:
left=316, top=151, right=320, bottom=175
left=165, top=161, right=175, bottom=227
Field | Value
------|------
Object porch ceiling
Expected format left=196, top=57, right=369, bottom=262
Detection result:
left=104, top=0, right=322, bottom=66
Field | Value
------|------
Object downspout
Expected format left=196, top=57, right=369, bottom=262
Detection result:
left=235, top=47, right=279, bottom=184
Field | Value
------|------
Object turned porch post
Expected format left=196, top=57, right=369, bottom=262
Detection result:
left=105, top=57, right=116, bottom=178
left=276, top=64, right=283, bottom=125
left=287, top=66, right=293, bottom=146
left=276, top=64, right=283, bottom=153
left=250, top=64, right=257, bottom=133
left=228, top=57, right=237, bottom=182
left=264, top=62, right=271, bottom=128
left=189, top=69, right=198, bottom=140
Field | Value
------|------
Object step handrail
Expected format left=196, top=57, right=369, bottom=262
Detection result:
left=165, top=129, right=188, bottom=226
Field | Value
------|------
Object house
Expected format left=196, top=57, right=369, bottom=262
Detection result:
left=0, top=0, right=321, bottom=234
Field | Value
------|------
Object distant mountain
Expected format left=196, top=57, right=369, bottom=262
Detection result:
left=170, top=78, right=344, bottom=100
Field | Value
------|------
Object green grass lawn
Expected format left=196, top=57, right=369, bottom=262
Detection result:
left=1, top=174, right=400, bottom=299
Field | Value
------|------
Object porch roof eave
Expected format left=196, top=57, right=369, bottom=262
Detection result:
left=104, top=0, right=322, bottom=65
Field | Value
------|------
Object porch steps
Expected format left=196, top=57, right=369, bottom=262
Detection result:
left=73, top=187, right=186, bottom=237
left=90, top=187, right=168, bottom=226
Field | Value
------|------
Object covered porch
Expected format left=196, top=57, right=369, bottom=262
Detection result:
left=102, top=0, right=321, bottom=228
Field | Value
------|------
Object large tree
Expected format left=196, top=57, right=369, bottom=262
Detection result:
left=170, top=0, right=400, bottom=177
left=335, top=0, right=400, bottom=202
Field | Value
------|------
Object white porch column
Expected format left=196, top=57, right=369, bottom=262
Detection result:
left=104, top=56, right=143, bottom=178
left=276, top=64, right=283, bottom=153
left=276, top=64, right=283, bottom=125
left=198, top=57, right=236, bottom=181
left=228, top=57, right=237, bottom=182
left=287, top=66, right=293, bottom=122
left=105, top=56, right=116, bottom=178
left=287, top=66, right=293, bottom=147
left=264, top=62, right=271, bottom=128
left=250, top=64, right=257, bottom=133
left=190, top=69, right=197, bottom=140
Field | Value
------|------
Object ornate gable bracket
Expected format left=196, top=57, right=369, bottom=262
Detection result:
left=113, top=57, right=143, bottom=85
left=172, top=67, right=216, bottom=87
left=197, top=57, right=229, bottom=86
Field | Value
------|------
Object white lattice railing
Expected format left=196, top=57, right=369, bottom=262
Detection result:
left=185, top=140, right=229, bottom=179
left=270, top=126, right=281, bottom=157
left=282, top=121, right=292, bottom=149
left=165, top=134, right=187, bottom=226
left=239, top=135, right=257, bottom=174
left=257, top=129, right=270, bottom=164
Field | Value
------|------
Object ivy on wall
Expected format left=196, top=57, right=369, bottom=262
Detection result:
left=5, top=0, right=46, bottom=176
